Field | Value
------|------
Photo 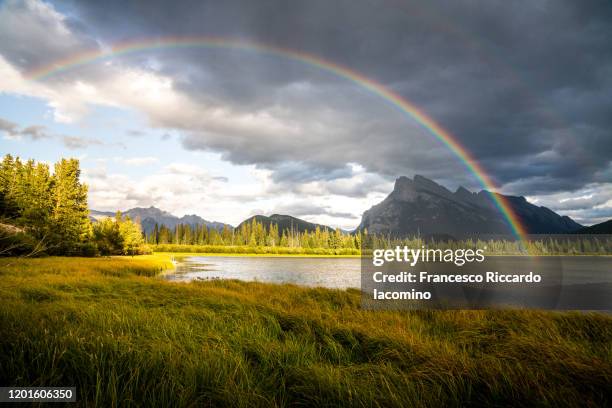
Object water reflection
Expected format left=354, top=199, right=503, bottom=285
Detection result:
left=163, top=256, right=362, bottom=289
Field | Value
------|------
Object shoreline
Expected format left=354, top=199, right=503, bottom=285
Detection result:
left=162, top=251, right=362, bottom=258
left=157, top=251, right=612, bottom=258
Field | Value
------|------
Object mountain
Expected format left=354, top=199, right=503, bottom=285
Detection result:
left=89, top=209, right=116, bottom=222
left=357, top=175, right=582, bottom=237
left=574, top=219, right=612, bottom=234
left=237, top=214, right=335, bottom=234
left=89, top=206, right=232, bottom=235
left=501, top=194, right=582, bottom=234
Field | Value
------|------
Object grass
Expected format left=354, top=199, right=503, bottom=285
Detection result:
left=150, top=243, right=612, bottom=257
left=151, top=244, right=360, bottom=256
left=0, top=255, right=611, bottom=407
left=165, top=251, right=360, bottom=259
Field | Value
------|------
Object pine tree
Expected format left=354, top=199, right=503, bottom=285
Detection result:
left=18, top=161, right=53, bottom=241
left=221, top=225, right=233, bottom=245
left=0, top=155, right=19, bottom=219
left=51, top=158, right=90, bottom=254
left=152, top=223, right=160, bottom=244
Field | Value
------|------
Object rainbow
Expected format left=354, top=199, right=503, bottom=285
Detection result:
left=26, top=36, right=528, bottom=240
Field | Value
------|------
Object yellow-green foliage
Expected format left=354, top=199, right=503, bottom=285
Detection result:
left=0, top=154, right=91, bottom=255
left=1, top=256, right=611, bottom=407
left=93, top=213, right=149, bottom=256
left=148, top=220, right=360, bottom=250
left=151, top=237, right=612, bottom=257
left=151, top=244, right=360, bottom=255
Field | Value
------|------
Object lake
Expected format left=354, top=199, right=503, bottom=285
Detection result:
left=163, top=256, right=361, bottom=289
left=162, top=255, right=612, bottom=291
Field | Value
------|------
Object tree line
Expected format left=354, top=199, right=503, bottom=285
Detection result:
left=362, top=235, right=612, bottom=256
left=147, top=220, right=611, bottom=256
left=146, top=219, right=362, bottom=250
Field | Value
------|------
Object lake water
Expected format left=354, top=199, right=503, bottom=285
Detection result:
left=162, top=255, right=612, bottom=290
left=163, top=256, right=361, bottom=289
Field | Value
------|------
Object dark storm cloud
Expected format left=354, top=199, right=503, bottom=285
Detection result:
left=0, top=0, right=605, bottom=219
left=52, top=0, right=612, bottom=198
left=265, top=168, right=394, bottom=199
left=269, top=162, right=354, bottom=184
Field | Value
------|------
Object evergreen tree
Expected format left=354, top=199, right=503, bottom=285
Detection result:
left=50, top=158, right=90, bottom=254
left=152, top=223, right=160, bottom=244
left=0, top=154, right=19, bottom=219
left=18, top=161, right=53, bottom=241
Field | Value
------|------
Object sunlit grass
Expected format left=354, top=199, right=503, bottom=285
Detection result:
left=164, top=251, right=361, bottom=258
left=1, top=255, right=611, bottom=407
left=151, top=244, right=360, bottom=255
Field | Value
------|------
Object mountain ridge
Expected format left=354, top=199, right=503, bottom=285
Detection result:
left=89, top=206, right=231, bottom=235
left=357, top=175, right=582, bottom=237
left=574, top=219, right=612, bottom=234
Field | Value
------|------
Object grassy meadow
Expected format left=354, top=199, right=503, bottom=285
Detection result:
left=151, top=244, right=360, bottom=255
left=1, top=255, right=611, bottom=407
left=150, top=239, right=612, bottom=257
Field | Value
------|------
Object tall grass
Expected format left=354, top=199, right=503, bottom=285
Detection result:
left=0, top=256, right=611, bottom=407
left=151, top=244, right=360, bottom=255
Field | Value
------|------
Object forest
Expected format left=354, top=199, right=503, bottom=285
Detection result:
left=0, top=154, right=145, bottom=256
left=146, top=221, right=361, bottom=249
left=146, top=221, right=612, bottom=256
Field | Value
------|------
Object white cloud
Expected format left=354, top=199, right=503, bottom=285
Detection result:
left=83, top=162, right=250, bottom=224
left=527, top=182, right=612, bottom=225
left=119, top=157, right=159, bottom=166
left=82, top=162, right=383, bottom=229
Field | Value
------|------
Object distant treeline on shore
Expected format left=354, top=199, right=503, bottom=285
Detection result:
left=149, top=230, right=612, bottom=256
left=145, top=220, right=361, bottom=250
left=144, top=219, right=612, bottom=256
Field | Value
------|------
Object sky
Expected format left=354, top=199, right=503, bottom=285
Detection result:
left=0, top=0, right=611, bottom=228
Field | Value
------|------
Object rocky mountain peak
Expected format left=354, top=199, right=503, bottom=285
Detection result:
left=90, top=206, right=232, bottom=235
left=359, top=175, right=583, bottom=237
left=455, top=186, right=471, bottom=196
left=393, top=176, right=413, bottom=190
left=392, top=175, right=456, bottom=203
